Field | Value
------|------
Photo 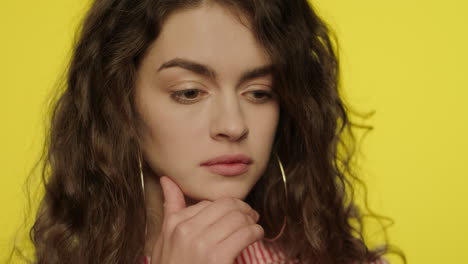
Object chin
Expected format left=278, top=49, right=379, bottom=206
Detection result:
left=186, top=182, right=251, bottom=202
left=187, top=190, right=248, bottom=202
left=179, top=170, right=257, bottom=203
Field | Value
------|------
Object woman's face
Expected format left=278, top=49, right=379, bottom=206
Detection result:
left=135, top=3, right=279, bottom=202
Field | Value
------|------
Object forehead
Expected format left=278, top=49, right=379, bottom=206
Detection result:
left=145, top=3, right=271, bottom=73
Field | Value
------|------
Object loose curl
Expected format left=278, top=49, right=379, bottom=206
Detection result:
left=11, top=0, right=405, bottom=263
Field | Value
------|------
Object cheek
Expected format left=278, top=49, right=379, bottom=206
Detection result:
left=248, top=105, right=280, bottom=167
left=141, top=109, right=204, bottom=175
left=252, top=104, right=279, bottom=141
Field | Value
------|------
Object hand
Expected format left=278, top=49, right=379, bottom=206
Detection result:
left=151, top=176, right=264, bottom=264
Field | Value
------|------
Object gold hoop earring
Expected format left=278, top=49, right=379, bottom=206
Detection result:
left=264, top=153, right=288, bottom=242
left=138, top=154, right=145, bottom=196
left=138, top=154, right=148, bottom=237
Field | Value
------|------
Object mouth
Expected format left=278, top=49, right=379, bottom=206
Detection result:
left=202, top=162, right=250, bottom=176
left=200, top=153, right=252, bottom=176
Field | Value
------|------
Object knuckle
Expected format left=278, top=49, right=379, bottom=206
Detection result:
left=219, top=197, right=252, bottom=211
left=238, top=200, right=254, bottom=213
left=230, top=210, right=249, bottom=224
left=173, top=222, right=190, bottom=238
left=165, top=214, right=178, bottom=230
left=220, top=197, right=238, bottom=207
left=254, top=224, right=264, bottom=237
left=246, top=224, right=263, bottom=240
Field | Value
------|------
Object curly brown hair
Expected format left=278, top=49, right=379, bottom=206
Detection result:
left=10, top=0, right=405, bottom=263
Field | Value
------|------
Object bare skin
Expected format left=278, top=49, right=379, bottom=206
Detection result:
left=136, top=2, right=278, bottom=262
left=149, top=176, right=263, bottom=264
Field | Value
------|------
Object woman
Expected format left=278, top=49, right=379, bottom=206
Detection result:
left=22, top=0, right=402, bottom=263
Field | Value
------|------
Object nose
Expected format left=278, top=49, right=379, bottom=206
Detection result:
left=209, top=92, right=249, bottom=142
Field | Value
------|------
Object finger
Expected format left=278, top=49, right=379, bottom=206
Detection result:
left=172, top=200, right=212, bottom=222
left=215, top=224, right=264, bottom=261
left=185, top=198, right=258, bottom=233
left=160, top=176, right=186, bottom=216
left=154, top=176, right=189, bottom=264
left=162, top=200, right=213, bottom=236
left=199, top=209, right=258, bottom=246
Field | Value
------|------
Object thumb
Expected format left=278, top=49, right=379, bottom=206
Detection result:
left=160, top=176, right=186, bottom=216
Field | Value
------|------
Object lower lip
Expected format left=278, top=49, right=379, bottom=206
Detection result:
left=202, top=163, right=250, bottom=176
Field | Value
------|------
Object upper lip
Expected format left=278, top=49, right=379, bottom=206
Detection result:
left=200, top=154, right=253, bottom=166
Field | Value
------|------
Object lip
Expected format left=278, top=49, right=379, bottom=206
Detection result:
left=200, top=154, right=253, bottom=166
left=200, top=154, right=252, bottom=176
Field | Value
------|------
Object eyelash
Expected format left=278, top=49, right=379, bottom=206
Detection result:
left=170, top=88, right=274, bottom=105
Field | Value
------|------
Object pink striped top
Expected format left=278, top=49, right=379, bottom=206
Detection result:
left=141, top=239, right=388, bottom=264
left=233, top=239, right=298, bottom=264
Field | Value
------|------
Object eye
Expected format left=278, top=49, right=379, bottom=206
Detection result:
left=245, top=90, right=274, bottom=103
left=171, top=89, right=207, bottom=104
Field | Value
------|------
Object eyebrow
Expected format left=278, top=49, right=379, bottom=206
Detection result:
left=157, top=58, right=273, bottom=87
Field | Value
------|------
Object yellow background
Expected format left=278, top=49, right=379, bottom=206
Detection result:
left=1, top=0, right=467, bottom=263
